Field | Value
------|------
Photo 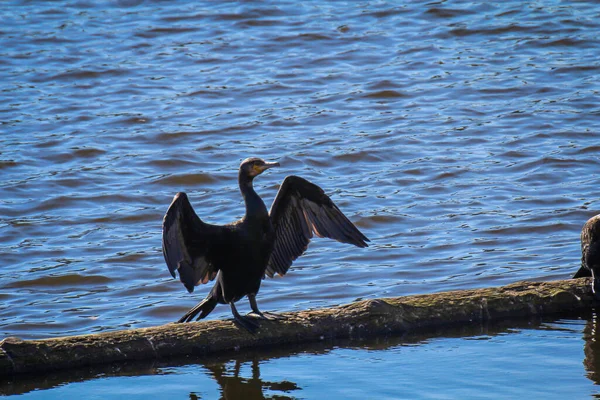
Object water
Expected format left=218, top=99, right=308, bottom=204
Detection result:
left=1, top=0, right=600, bottom=395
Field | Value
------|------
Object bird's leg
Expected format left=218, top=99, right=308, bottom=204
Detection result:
left=230, top=302, right=259, bottom=334
left=247, top=294, right=285, bottom=320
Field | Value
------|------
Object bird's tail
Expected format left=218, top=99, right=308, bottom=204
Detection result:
left=177, top=294, right=218, bottom=323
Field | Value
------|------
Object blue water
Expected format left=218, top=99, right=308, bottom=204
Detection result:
left=2, top=0, right=600, bottom=396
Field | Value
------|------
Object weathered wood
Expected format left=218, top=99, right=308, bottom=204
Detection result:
left=0, top=278, right=592, bottom=376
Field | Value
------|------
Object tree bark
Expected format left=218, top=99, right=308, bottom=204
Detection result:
left=0, top=278, right=592, bottom=376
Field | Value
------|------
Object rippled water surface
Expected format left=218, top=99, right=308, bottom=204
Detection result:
left=2, top=0, right=600, bottom=395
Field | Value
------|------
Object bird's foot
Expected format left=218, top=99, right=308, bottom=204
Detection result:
left=247, top=311, right=286, bottom=321
left=234, top=314, right=260, bottom=334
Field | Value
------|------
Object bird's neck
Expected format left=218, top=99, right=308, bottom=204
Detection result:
left=239, top=173, right=268, bottom=219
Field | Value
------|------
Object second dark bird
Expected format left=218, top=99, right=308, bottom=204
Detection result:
left=574, top=214, right=600, bottom=299
left=162, top=157, right=369, bottom=332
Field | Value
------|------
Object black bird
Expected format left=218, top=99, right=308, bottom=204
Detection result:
left=574, top=214, right=600, bottom=299
left=162, top=157, right=369, bottom=332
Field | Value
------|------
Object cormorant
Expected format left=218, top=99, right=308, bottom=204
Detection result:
left=574, top=214, right=600, bottom=299
left=162, top=157, right=369, bottom=332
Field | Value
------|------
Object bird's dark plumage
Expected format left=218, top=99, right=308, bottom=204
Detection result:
left=162, top=158, right=369, bottom=332
left=267, top=175, right=368, bottom=278
left=573, top=214, right=600, bottom=299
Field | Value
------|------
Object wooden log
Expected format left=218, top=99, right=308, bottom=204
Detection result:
left=0, top=278, right=592, bottom=376
left=5, top=313, right=586, bottom=396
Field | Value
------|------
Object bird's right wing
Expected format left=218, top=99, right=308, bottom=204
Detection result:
left=162, top=192, right=221, bottom=293
left=266, top=175, right=369, bottom=278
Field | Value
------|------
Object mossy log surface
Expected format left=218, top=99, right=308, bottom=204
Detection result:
left=0, top=278, right=592, bottom=376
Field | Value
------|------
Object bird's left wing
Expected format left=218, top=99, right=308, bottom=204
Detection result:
left=162, top=192, right=222, bottom=293
left=266, top=175, right=369, bottom=278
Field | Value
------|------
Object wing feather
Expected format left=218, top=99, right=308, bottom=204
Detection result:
left=266, top=176, right=369, bottom=277
left=162, top=192, right=221, bottom=293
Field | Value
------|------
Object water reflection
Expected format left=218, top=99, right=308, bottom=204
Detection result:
left=202, top=358, right=300, bottom=400
left=583, top=309, right=600, bottom=388
left=0, top=361, right=163, bottom=396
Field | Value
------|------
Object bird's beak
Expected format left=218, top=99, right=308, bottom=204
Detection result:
left=261, top=161, right=280, bottom=171
left=252, top=161, right=280, bottom=175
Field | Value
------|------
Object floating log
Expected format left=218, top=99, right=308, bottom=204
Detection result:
left=0, top=278, right=593, bottom=376
left=5, top=313, right=594, bottom=397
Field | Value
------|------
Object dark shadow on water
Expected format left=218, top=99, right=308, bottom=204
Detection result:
left=1, top=310, right=597, bottom=398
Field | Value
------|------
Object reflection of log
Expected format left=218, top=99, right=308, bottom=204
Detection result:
left=0, top=278, right=593, bottom=376
left=583, top=310, right=600, bottom=384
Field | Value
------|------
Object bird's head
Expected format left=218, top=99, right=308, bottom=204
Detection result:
left=240, top=157, right=280, bottom=178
